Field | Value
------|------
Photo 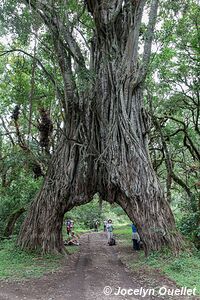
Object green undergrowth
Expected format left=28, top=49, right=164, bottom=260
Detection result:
left=0, top=238, right=63, bottom=280
left=0, top=228, right=88, bottom=280
left=115, top=225, right=200, bottom=294
left=114, top=224, right=132, bottom=236
left=128, top=250, right=200, bottom=295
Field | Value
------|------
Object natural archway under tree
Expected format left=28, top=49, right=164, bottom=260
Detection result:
left=18, top=0, right=184, bottom=255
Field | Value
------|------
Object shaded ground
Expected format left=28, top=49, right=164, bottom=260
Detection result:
left=0, top=232, right=199, bottom=300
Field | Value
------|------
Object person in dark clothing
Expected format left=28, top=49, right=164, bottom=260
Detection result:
left=94, top=220, right=99, bottom=232
left=103, top=220, right=107, bottom=232
left=65, top=219, right=71, bottom=235
left=131, top=224, right=140, bottom=250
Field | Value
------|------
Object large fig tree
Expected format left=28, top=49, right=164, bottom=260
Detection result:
left=17, top=0, right=183, bottom=254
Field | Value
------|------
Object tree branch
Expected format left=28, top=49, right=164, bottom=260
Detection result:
left=123, top=0, right=146, bottom=71
left=24, top=0, right=86, bottom=69
left=0, top=117, right=15, bottom=146
left=141, top=0, right=159, bottom=79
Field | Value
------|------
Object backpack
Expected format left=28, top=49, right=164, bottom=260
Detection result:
left=109, top=237, right=116, bottom=246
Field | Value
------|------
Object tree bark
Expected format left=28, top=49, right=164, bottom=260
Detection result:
left=18, top=133, right=97, bottom=253
left=18, top=0, right=185, bottom=255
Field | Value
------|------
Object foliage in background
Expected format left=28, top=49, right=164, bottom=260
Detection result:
left=0, top=145, right=42, bottom=236
left=64, top=196, right=130, bottom=231
left=145, top=0, right=200, bottom=247
left=0, top=172, right=42, bottom=236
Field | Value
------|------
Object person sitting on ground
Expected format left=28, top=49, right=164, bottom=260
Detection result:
left=132, top=224, right=140, bottom=251
left=64, top=232, right=80, bottom=246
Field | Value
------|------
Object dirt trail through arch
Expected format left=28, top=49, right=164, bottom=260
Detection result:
left=0, top=232, right=199, bottom=300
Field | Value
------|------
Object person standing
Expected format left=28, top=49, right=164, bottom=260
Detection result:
left=103, top=220, right=107, bottom=232
left=65, top=219, right=71, bottom=235
left=131, top=224, right=137, bottom=233
left=106, top=219, right=114, bottom=244
left=94, top=220, right=99, bottom=232
left=70, top=220, right=74, bottom=232
left=132, top=224, right=140, bottom=250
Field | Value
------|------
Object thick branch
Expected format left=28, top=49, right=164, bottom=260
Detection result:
left=124, top=0, right=146, bottom=67
left=141, top=0, right=159, bottom=79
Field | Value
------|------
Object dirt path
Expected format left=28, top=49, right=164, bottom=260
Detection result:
left=0, top=232, right=199, bottom=300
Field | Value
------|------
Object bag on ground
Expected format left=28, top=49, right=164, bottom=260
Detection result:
left=109, top=237, right=116, bottom=246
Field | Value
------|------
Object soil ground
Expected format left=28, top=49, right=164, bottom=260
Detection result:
left=0, top=232, right=199, bottom=300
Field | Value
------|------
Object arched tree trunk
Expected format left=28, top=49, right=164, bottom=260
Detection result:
left=85, top=0, right=184, bottom=253
left=18, top=134, right=97, bottom=253
left=18, top=0, right=185, bottom=254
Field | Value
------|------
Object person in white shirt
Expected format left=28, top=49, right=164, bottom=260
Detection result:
left=106, top=219, right=114, bottom=244
left=103, top=220, right=107, bottom=232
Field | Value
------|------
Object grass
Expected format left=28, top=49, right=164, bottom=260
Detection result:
left=65, top=245, right=80, bottom=255
left=114, top=224, right=132, bottom=236
left=0, top=227, right=87, bottom=281
left=0, top=238, right=63, bottom=280
left=114, top=225, right=200, bottom=294
left=146, top=251, right=200, bottom=293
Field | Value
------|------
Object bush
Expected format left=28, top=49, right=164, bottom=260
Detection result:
left=173, top=193, right=200, bottom=249
left=0, top=173, right=42, bottom=236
